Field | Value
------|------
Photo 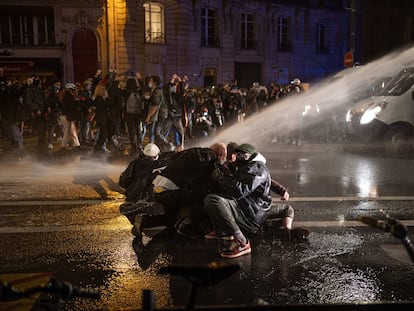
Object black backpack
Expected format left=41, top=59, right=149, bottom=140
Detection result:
left=119, top=156, right=167, bottom=202
left=125, top=92, right=142, bottom=114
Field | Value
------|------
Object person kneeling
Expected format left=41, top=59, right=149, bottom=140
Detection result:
left=204, top=143, right=272, bottom=258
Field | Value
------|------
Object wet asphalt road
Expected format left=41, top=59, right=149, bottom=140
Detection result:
left=0, top=143, right=414, bottom=310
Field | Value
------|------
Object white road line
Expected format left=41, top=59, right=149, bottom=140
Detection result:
left=1, top=220, right=414, bottom=234
left=0, top=224, right=131, bottom=234
left=294, top=220, right=414, bottom=227
left=283, top=196, right=414, bottom=202
left=0, top=196, right=413, bottom=207
left=0, top=199, right=121, bottom=206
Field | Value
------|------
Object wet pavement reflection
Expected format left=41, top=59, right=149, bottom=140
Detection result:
left=1, top=143, right=414, bottom=310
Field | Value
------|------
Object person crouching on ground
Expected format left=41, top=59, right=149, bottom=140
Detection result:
left=226, top=142, right=310, bottom=241
left=133, top=142, right=227, bottom=239
left=204, top=143, right=272, bottom=258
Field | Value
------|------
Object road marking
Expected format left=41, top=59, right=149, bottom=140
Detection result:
left=0, top=199, right=122, bottom=206
left=0, top=223, right=132, bottom=233
left=281, top=196, right=414, bottom=202
left=294, top=220, right=414, bottom=227
left=0, top=273, right=52, bottom=310
left=1, top=220, right=414, bottom=234
left=0, top=196, right=413, bottom=207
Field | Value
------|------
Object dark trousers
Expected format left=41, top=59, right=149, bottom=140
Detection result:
left=203, top=194, right=258, bottom=237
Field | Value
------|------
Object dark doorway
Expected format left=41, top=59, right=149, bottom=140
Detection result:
left=72, top=28, right=98, bottom=83
left=234, top=62, right=261, bottom=88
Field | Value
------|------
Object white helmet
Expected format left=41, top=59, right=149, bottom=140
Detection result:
left=143, top=143, right=160, bottom=157
left=65, top=82, right=76, bottom=90
left=292, top=78, right=301, bottom=86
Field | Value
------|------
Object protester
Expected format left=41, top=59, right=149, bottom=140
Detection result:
left=204, top=143, right=272, bottom=258
left=225, top=141, right=310, bottom=241
left=45, top=84, right=63, bottom=149
left=23, top=76, right=47, bottom=153
left=119, top=143, right=171, bottom=232
left=59, top=83, right=81, bottom=151
left=0, top=81, right=25, bottom=154
left=132, top=142, right=227, bottom=239
left=123, top=76, right=145, bottom=155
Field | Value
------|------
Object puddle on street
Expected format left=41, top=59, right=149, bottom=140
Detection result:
left=197, top=231, right=383, bottom=306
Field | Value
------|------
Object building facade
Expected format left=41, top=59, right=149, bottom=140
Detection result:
left=1, top=0, right=411, bottom=88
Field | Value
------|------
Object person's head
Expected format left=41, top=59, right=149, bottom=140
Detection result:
left=65, top=82, right=77, bottom=94
left=143, top=143, right=160, bottom=160
left=148, top=75, right=161, bottom=89
left=125, top=77, right=139, bottom=93
left=226, top=142, right=238, bottom=163
left=83, top=78, right=93, bottom=91
left=93, top=84, right=106, bottom=98
left=234, top=143, right=257, bottom=163
left=143, top=87, right=151, bottom=100
left=210, top=142, right=227, bottom=164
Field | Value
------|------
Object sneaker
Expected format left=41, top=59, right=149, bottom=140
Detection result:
left=204, top=230, right=234, bottom=241
left=220, top=240, right=251, bottom=259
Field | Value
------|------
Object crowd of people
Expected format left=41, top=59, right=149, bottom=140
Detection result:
left=119, top=140, right=310, bottom=259
left=0, top=69, right=308, bottom=157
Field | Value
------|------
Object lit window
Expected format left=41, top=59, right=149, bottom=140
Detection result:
left=241, top=13, right=255, bottom=49
left=144, top=2, right=165, bottom=44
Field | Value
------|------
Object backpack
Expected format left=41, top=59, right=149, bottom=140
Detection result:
left=119, top=158, right=137, bottom=189
left=119, top=155, right=168, bottom=202
left=258, top=89, right=267, bottom=101
left=126, top=92, right=142, bottom=114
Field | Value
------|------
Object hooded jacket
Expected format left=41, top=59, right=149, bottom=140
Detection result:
left=216, top=152, right=272, bottom=229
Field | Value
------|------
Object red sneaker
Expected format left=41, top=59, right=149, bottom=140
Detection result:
left=220, top=240, right=251, bottom=258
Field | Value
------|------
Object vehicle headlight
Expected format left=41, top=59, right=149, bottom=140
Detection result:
left=360, top=105, right=382, bottom=124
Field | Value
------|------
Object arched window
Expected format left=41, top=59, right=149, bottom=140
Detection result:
left=143, top=2, right=165, bottom=44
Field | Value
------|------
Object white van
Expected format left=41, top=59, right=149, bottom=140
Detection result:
left=345, top=67, right=414, bottom=153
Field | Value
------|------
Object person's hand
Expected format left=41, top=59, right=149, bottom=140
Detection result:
left=281, top=191, right=290, bottom=201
